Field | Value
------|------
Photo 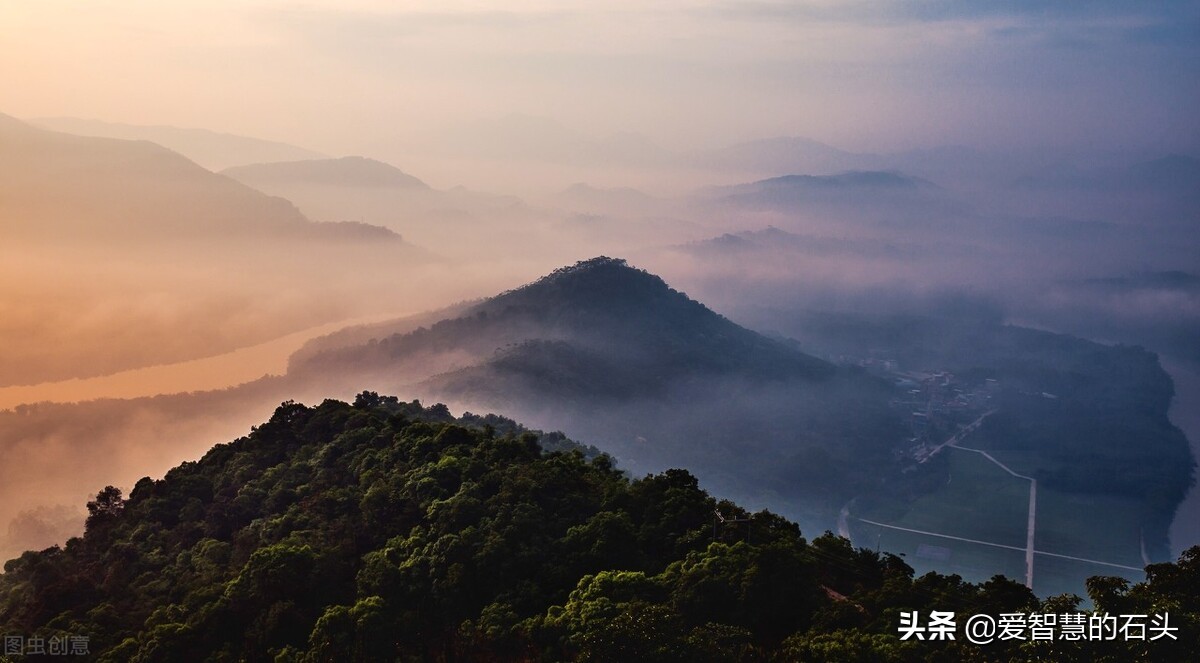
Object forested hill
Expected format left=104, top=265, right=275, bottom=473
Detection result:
left=1, top=395, right=1196, bottom=662
left=289, top=258, right=887, bottom=510
left=299, top=257, right=835, bottom=387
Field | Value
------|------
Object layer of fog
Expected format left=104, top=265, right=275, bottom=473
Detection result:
left=0, top=116, right=564, bottom=387
left=2, top=114, right=1197, bottom=566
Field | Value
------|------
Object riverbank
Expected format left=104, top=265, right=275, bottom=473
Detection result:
left=1165, top=361, right=1200, bottom=557
left=0, top=311, right=408, bottom=412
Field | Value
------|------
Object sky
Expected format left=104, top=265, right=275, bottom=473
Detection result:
left=2, top=0, right=1197, bottom=159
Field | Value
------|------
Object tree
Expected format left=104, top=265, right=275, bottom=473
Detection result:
left=85, top=485, right=125, bottom=533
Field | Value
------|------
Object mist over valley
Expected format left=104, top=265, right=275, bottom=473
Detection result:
left=1, top=4, right=1198, bottom=656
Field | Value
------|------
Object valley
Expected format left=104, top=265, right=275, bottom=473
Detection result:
left=3, top=4, right=1197, bottom=658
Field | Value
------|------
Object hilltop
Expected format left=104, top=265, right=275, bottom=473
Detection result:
left=293, top=258, right=897, bottom=521
left=3, top=395, right=1194, bottom=661
left=303, top=257, right=833, bottom=384
left=437, top=257, right=835, bottom=387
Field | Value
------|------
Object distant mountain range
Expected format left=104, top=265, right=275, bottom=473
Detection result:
left=435, top=114, right=933, bottom=176
left=219, top=153, right=537, bottom=256
left=677, top=226, right=930, bottom=262
left=223, top=156, right=429, bottom=189
left=702, top=170, right=935, bottom=200
left=691, top=170, right=948, bottom=221
left=0, top=113, right=401, bottom=243
left=430, top=115, right=1062, bottom=186
left=36, top=114, right=1199, bottom=199
left=31, top=116, right=327, bottom=171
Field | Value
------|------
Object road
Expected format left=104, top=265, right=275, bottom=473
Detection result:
left=853, top=407, right=1146, bottom=587
left=920, top=409, right=997, bottom=463
left=856, top=517, right=1142, bottom=572
left=856, top=517, right=1026, bottom=552
left=1026, top=479, right=1037, bottom=586
left=950, top=440, right=1038, bottom=588
left=840, top=409, right=994, bottom=544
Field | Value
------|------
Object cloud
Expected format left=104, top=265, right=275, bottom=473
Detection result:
left=2, top=505, right=83, bottom=562
left=264, top=5, right=580, bottom=54
left=707, top=0, right=1199, bottom=26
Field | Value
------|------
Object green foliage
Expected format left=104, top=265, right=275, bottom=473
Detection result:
left=0, top=394, right=1195, bottom=661
left=300, top=258, right=895, bottom=508
left=85, top=485, right=126, bottom=535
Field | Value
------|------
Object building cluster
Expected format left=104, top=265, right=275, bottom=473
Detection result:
left=844, top=358, right=1000, bottom=460
left=895, top=372, right=999, bottom=460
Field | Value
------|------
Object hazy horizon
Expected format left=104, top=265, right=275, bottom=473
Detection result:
left=4, top=1, right=1197, bottom=194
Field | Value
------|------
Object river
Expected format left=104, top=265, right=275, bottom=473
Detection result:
left=0, top=311, right=408, bottom=412
left=1165, top=361, right=1200, bottom=557
left=5, top=313, right=1198, bottom=559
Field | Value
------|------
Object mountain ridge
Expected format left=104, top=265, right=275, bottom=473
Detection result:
left=31, top=116, right=328, bottom=171
left=222, top=156, right=429, bottom=189
left=0, top=114, right=403, bottom=243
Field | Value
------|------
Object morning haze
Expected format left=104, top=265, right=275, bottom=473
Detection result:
left=0, top=0, right=1197, bottom=613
